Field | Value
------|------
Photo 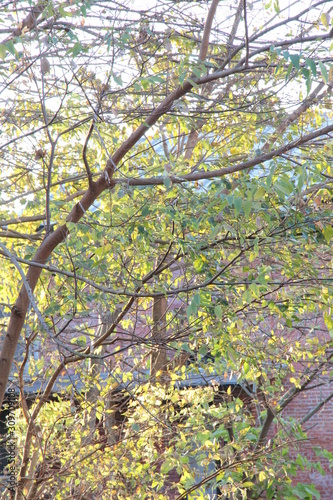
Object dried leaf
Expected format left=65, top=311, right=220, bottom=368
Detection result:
left=40, top=57, right=50, bottom=75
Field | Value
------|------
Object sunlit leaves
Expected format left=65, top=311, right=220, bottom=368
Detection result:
left=1, top=0, right=333, bottom=498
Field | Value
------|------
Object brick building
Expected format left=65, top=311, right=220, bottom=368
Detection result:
left=1, top=300, right=333, bottom=499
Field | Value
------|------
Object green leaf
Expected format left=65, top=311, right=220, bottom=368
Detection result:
left=214, top=305, right=223, bottom=319
left=0, top=44, right=6, bottom=59
left=254, top=186, right=265, bottom=200
left=285, top=62, right=293, bottom=82
left=267, top=489, right=274, bottom=500
left=192, top=65, right=204, bottom=77
left=70, top=336, right=87, bottom=347
left=243, top=361, right=250, bottom=375
left=141, top=205, right=150, bottom=217
left=198, top=345, right=207, bottom=357
left=73, top=42, right=83, bottom=57
left=306, top=74, right=312, bottom=94
left=324, top=313, right=333, bottom=332
left=192, top=293, right=200, bottom=307
left=112, top=73, right=123, bottom=86
left=187, top=78, right=199, bottom=88
left=163, top=176, right=172, bottom=189
left=301, top=68, right=312, bottom=93
left=297, top=171, right=304, bottom=191
left=305, top=58, right=317, bottom=77
left=323, top=226, right=333, bottom=243
left=266, top=166, right=275, bottom=188
left=301, top=68, right=309, bottom=79
left=234, top=197, right=242, bottom=215
left=242, top=481, right=255, bottom=487
left=148, top=74, right=165, bottom=84
left=243, top=200, right=252, bottom=217
left=319, top=61, right=328, bottom=83
left=141, top=78, right=150, bottom=90
left=179, top=71, right=187, bottom=86
left=289, top=53, right=300, bottom=69
left=58, top=5, right=71, bottom=17
left=6, top=40, right=16, bottom=56
left=66, top=41, right=83, bottom=57
left=161, top=458, right=174, bottom=474
left=275, top=178, right=294, bottom=196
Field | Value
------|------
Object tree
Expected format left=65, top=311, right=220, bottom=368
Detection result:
left=1, top=0, right=333, bottom=498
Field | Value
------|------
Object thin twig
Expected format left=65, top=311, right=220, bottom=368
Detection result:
left=300, top=390, right=333, bottom=424
left=82, top=121, right=95, bottom=189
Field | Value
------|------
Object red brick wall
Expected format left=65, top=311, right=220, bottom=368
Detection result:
left=283, top=383, right=333, bottom=499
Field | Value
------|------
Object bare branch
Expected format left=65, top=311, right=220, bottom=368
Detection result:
left=243, top=0, right=249, bottom=67
left=0, top=214, right=46, bottom=228
left=82, top=121, right=95, bottom=189
left=198, top=0, right=219, bottom=62
left=300, top=390, right=333, bottom=425
left=111, top=123, right=333, bottom=186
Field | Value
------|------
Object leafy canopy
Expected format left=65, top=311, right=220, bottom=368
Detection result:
left=0, top=0, right=333, bottom=499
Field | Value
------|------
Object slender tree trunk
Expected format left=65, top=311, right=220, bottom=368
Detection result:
left=86, top=309, right=119, bottom=444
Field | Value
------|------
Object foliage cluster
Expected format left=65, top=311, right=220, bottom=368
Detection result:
left=1, top=0, right=333, bottom=498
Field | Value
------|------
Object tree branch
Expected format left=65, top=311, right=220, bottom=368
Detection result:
left=111, top=123, right=333, bottom=186
left=0, top=4, right=196, bottom=406
left=300, top=389, right=333, bottom=425
left=0, top=214, right=46, bottom=227
left=1, top=1, right=46, bottom=45
left=82, top=121, right=95, bottom=189
left=198, top=0, right=219, bottom=62
left=243, top=0, right=249, bottom=67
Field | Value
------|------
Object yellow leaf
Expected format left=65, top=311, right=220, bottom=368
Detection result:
left=320, top=13, right=329, bottom=28
left=259, top=471, right=266, bottom=481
